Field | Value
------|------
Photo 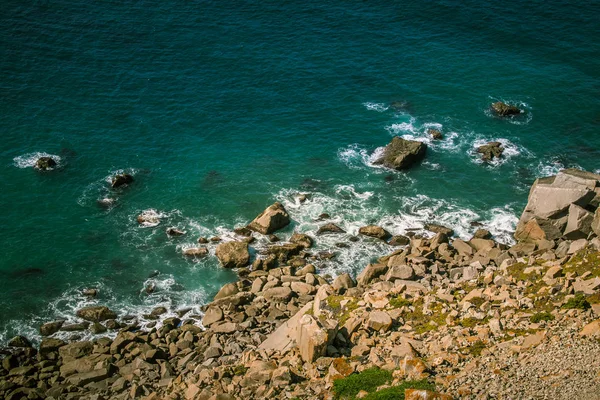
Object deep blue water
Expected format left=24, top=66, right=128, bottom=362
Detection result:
left=1, top=0, right=599, bottom=343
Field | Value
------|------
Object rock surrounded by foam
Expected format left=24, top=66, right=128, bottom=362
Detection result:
left=247, top=202, right=290, bottom=235
left=372, top=137, right=427, bottom=170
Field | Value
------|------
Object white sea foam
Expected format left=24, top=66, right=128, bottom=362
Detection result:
left=78, top=168, right=141, bottom=208
left=363, top=102, right=389, bottom=112
left=385, top=119, right=462, bottom=152
left=13, top=152, right=61, bottom=169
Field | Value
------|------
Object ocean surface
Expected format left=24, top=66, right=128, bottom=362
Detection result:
left=1, top=0, right=599, bottom=344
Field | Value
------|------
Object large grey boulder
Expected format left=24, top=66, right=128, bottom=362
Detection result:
left=372, top=137, right=427, bottom=170
left=215, top=241, right=250, bottom=268
left=247, top=202, right=290, bottom=234
left=515, top=169, right=600, bottom=242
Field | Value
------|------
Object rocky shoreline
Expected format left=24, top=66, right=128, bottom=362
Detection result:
left=2, top=168, right=600, bottom=399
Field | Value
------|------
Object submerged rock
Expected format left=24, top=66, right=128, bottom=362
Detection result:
left=317, top=223, right=346, bottom=235
left=166, top=227, right=185, bottom=237
left=34, top=156, right=57, bottom=170
left=183, top=247, right=208, bottom=257
left=477, top=141, right=504, bottom=162
left=111, top=173, right=134, bottom=188
left=490, top=101, right=521, bottom=117
left=428, top=128, right=443, bottom=140
left=247, top=202, right=291, bottom=234
left=373, top=137, right=427, bottom=170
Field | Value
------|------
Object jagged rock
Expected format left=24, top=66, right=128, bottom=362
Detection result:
left=76, top=306, right=117, bottom=322
left=372, top=137, right=427, bottom=170
left=317, top=223, right=346, bottom=235
left=247, top=202, right=290, bottom=234
left=214, top=282, right=239, bottom=300
left=8, top=336, right=32, bottom=348
left=428, top=129, right=443, bottom=140
left=290, top=233, right=313, bottom=248
left=40, top=320, right=65, bottom=336
left=183, top=247, right=208, bottom=258
left=490, top=101, right=521, bottom=117
left=477, top=142, right=504, bottom=162
left=385, top=264, right=415, bottom=281
left=367, top=311, right=392, bottom=332
left=357, top=264, right=388, bottom=286
left=215, top=241, right=250, bottom=268
left=332, top=273, right=356, bottom=291
left=389, top=235, right=410, bottom=246
left=358, top=225, right=391, bottom=240
left=111, top=173, right=134, bottom=188
left=296, top=315, right=330, bottom=363
left=425, top=223, right=454, bottom=236
left=34, top=156, right=57, bottom=170
left=241, top=360, right=277, bottom=387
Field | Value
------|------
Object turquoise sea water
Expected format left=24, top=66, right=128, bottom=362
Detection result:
left=1, top=0, right=599, bottom=343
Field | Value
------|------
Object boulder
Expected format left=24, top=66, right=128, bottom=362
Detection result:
left=183, top=247, right=208, bottom=257
left=296, top=315, right=329, bottom=362
left=427, top=129, right=443, bottom=140
left=317, top=223, right=346, bottom=235
left=389, top=235, right=410, bottom=246
left=372, top=137, right=427, bottom=170
left=111, top=173, right=134, bottom=188
left=8, top=336, right=32, bottom=348
left=358, top=225, right=391, bottom=240
left=357, top=263, right=388, bottom=286
left=490, top=101, right=521, bottom=117
left=263, top=287, right=293, bottom=302
left=385, top=264, right=415, bottom=281
left=58, top=341, right=93, bottom=360
left=424, top=223, right=454, bottom=236
left=137, top=209, right=161, bottom=227
left=76, top=306, right=117, bottom=322
left=332, top=273, right=356, bottom=291
left=367, top=311, right=392, bottom=332
left=40, top=320, right=65, bottom=336
left=213, top=283, right=239, bottom=300
left=247, top=202, right=290, bottom=234
left=290, top=233, right=313, bottom=249
left=35, top=156, right=57, bottom=170
left=477, top=142, right=504, bottom=162
left=166, top=227, right=185, bottom=237
left=215, top=241, right=250, bottom=268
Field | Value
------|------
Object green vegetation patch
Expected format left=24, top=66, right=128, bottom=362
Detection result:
left=333, top=367, right=393, bottom=399
left=458, top=316, right=489, bottom=329
left=530, top=312, right=555, bottom=323
left=389, top=296, right=412, bottom=309
left=466, top=340, right=486, bottom=357
left=361, top=379, right=436, bottom=400
left=562, top=293, right=591, bottom=310
left=402, top=300, right=447, bottom=334
left=324, top=295, right=359, bottom=325
left=563, top=248, right=600, bottom=278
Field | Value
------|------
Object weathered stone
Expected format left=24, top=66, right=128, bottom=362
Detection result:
left=580, top=320, right=600, bottom=337
left=332, top=273, right=356, bottom=291
left=291, top=281, right=316, bottom=296
left=183, top=247, right=208, bottom=257
left=515, top=217, right=563, bottom=242
left=67, top=366, right=115, bottom=386
left=215, top=241, right=250, bottom=268
left=214, top=282, right=239, bottom=300
left=389, top=235, right=410, bottom=246
left=290, top=233, right=313, bottom=248
left=405, top=389, right=453, bottom=400
left=59, top=341, right=93, bottom=360
left=385, top=264, right=415, bottom=281
left=8, top=336, right=32, bottom=348
left=452, top=239, right=474, bottom=256
left=425, top=224, right=454, bottom=236
left=247, top=202, right=290, bottom=234
left=358, top=225, right=391, bottom=240
left=35, top=156, right=57, bottom=170
left=317, top=223, right=346, bottom=235
left=202, top=306, right=223, bottom=327
left=357, top=263, right=388, bottom=286
left=40, top=320, right=65, bottom=336
left=490, top=101, right=521, bottom=117
left=564, top=203, right=595, bottom=239
left=428, top=129, right=443, bottom=140
left=39, top=338, right=66, bottom=355
left=296, top=315, right=329, bottom=363
left=477, top=142, right=504, bottom=162
left=137, top=209, right=162, bottom=226
left=263, top=287, right=293, bottom=302
left=373, top=137, right=427, bottom=170
left=367, top=311, right=392, bottom=332
left=76, top=306, right=117, bottom=322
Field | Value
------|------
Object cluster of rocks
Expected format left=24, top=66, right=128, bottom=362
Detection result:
left=372, top=101, right=522, bottom=171
left=2, top=169, right=600, bottom=399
